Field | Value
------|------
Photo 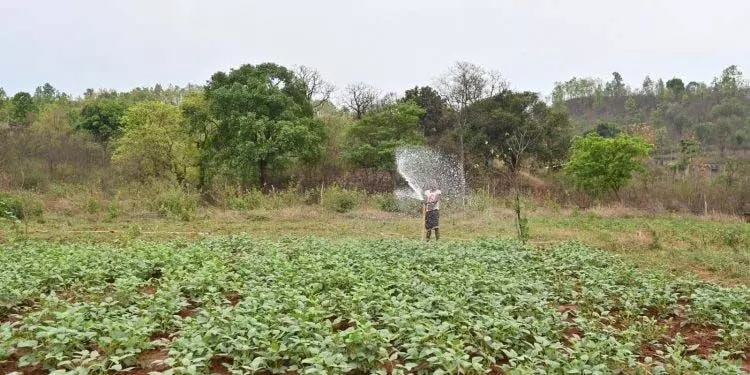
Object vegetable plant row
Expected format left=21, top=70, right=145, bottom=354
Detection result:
left=1, top=236, right=749, bottom=374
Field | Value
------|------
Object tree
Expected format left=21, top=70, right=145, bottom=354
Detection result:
left=9, top=92, right=36, bottom=126
left=710, top=98, right=745, bottom=157
left=295, top=65, right=335, bottom=109
left=605, top=72, right=627, bottom=97
left=663, top=103, right=690, bottom=137
left=180, top=90, right=215, bottom=189
left=686, top=81, right=701, bottom=95
left=342, top=83, right=379, bottom=119
left=205, top=62, right=326, bottom=188
left=0, top=88, right=7, bottom=125
left=565, top=134, right=653, bottom=198
left=467, top=90, right=571, bottom=175
left=437, top=61, right=506, bottom=194
left=343, top=101, right=424, bottom=171
left=113, top=101, right=198, bottom=184
left=402, top=86, right=449, bottom=138
left=76, top=99, right=127, bottom=144
left=642, top=76, right=654, bottom=95
left=666, top=78, right=685, bottom=99
left=656, top=78, right=667, bottom=100
left=34, top=83, right=58, bottom=104
left=714, top=65, right=745, bottom=97
left=584, top=122, right=621, bottom=138
left=625, top=96, right=640, bottom=123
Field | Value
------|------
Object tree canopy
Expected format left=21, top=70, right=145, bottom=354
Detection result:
left=344, top=101, right=424, bottom=171
left=565, top=135, right=653, bottom=197
left=205, top=62, right=326, bottom=188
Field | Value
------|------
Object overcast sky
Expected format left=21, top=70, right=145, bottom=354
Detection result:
left=1, top=0, right=748, bottom=98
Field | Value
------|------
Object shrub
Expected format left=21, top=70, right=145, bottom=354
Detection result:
left=0, top=193, right=44, bottom=220
left=83, top=197, right=101, bottom=214
left=372, top=193, right=400, bottom=212
left=152, top=187, right=198, bottom=221
left=107, top=199, right=120, bottom=219
left=228, top=189, right=263, bottom=210
left=322, top=186, right=360, bottom=213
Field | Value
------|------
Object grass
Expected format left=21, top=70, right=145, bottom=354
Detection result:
left=2, top=203, right=749, bottom=286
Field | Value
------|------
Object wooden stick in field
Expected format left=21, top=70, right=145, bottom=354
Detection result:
left=421, top=202, right=426, bottom=241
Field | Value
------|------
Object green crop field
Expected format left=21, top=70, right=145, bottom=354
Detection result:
left=1, top=236, right=749, bottom=374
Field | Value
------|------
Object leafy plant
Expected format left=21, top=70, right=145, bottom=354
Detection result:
left=0, top=237, right=748, bottom=374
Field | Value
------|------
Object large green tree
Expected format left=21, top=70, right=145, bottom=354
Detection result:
left=666, top=78, right=685, bottom=99
left=402, top=86, right=449, bottom=138
left=344, top=101, right=424, bottom=171
left=205, top=62, right=326, bottom=188
left=467, top=90, right=571, bottom=174
left=565, top=134, right=653, bottom=198
left=9, top=92, right=36, bottom=126
left=76, top=99, right=128, bottom=144
left=113, top=101, right=198, bottom=184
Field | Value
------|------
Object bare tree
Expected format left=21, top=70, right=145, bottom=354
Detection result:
left=295, top=65, right=336, bottom=109
left=486, top=69, right=509, bottom=97
left=342, top=83, right=379, bottom=119
left=436, top=61, right=507, bottom=199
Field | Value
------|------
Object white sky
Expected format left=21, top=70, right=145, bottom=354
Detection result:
left=1, top=0, right=748, bottom=97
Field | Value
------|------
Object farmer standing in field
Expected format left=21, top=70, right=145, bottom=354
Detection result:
left=424, top=186, right=442, bottom=241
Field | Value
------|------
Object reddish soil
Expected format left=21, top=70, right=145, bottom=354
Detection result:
left=225, top=291, right=241, bottom=306
left=636, top=313, right=721, bottom=362
left=563, top=325, right=585, bottom=341
left=149, top=331, right=171, bottom=341
left=0, top=349, right=46, bottom=375
left=139, top=285, right=157, bottom=295
left=176, top=300, right=199, bottom=318
left=326, top=316, right=356, bottom=332
left=667, top=319, right=719, bottom=357
left=734, top=348, right=750, bottom=373
left=557, top=304, right=578, bottom=314
left=209, top=356, right=233, bottom=375
left=135, top=349, right=169, bottom=371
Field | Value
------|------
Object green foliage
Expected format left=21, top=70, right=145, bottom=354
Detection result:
left=76, top=98, right=127, bottom=143
left=0, top=194, right=23, bottom=220
left=402, top=86, right=449, bottom=138
left=666, top=78, right=685, bottom=99
left=205, top=63, right=327, bottom=188
left=372, top=193, right=400, bottom=212
left=82, top=197, right=101, bottom=214
left=113, top=101, right=198, bottom=184
left=584, top=121, right=621, bottom=138
left=227, top=189, right=264, bottom=210
left=150, top=186, right=198, bottom=221
left=9, top=92, right=36, bottom=126
left=565, top=134, right=653, bottom=197
left=107, top=199, right=120, bottom=220
left=0, top=193, right=43, bottom=220
left=0, top=237, right=748, bottom=373
left=468, top=90, right=572, bottom=172
left=344, top=101, right=425, bottom=170
left=322, top=186, right=360, bottom=213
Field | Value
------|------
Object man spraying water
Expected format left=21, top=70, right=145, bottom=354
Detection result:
left=423, top=185, right=442, bottom=241
left=394, top=145, right=464, bottom=241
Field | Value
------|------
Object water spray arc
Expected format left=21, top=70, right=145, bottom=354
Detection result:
left=394, top=145, right=466, bottom=240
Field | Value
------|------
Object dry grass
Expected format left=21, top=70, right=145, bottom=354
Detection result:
left=2, top=192, right=749, bottom=286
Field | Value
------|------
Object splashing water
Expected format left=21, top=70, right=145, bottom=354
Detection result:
left=395, top=145, right=465, bottom=201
